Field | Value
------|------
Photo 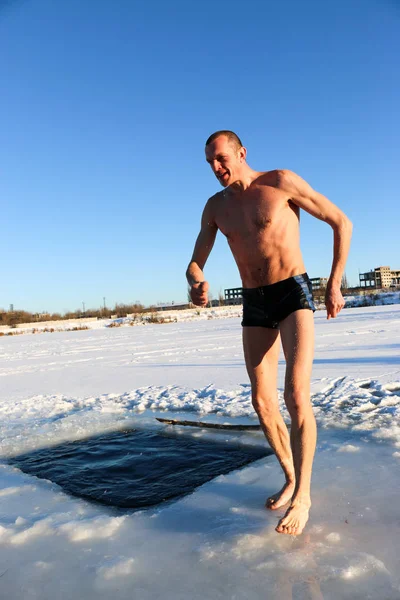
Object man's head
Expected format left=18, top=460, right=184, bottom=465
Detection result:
left=205, top=130, right=247, bottom=187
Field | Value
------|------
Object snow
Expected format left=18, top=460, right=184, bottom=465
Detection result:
left=0, top=304, right=400, bottom=598
left=344, top=290, right=400, bottom=308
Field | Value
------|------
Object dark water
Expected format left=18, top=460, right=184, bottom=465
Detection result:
left=9, top=428, right=271, bottom=510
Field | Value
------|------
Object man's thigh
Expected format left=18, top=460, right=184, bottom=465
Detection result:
left=242, top=326, right=281, bottom=392
left=279, top=310, right=314, bottom=392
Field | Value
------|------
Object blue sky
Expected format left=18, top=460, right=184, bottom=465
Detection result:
left=1, top=0, right=399, bottom=313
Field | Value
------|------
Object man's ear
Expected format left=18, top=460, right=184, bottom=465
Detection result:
left=239, top=146, right=247, bottom=162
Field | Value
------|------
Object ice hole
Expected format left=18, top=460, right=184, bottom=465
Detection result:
left=9, top=428, right=271, bottom=510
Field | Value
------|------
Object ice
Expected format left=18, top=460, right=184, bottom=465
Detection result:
left=0, top=304, right=399, bottom=598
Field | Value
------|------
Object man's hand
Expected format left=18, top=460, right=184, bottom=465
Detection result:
left=190, top=281, right=209, bottom=307
left=325, top=284, right=345, bottom=319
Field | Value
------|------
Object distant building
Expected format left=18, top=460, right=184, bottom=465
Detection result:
left=359, top=266, right=400, bottom=289
left=309, top=277, right=329, bottom=291
left=224, top=287, right=243, bottom=305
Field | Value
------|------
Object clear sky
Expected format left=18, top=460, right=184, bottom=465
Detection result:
left=1, top=0, right=399, bottom=313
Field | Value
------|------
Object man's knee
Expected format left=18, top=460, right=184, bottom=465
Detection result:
left=284, top=388, right=312, bottom=420
left=252, top=393, right=280, bottom=419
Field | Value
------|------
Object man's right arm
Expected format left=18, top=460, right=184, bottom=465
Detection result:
left=186, top=197, right=218, bottom=306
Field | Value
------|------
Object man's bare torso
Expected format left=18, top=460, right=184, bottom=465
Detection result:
left=210, top=170, right=306, bottom=288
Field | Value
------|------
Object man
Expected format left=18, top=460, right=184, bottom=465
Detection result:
left=186, top=130, right=352, bottom=536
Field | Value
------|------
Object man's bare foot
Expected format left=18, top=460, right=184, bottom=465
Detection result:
left=276, top=501, right=310, bottom=536
left=266, top=481, right=295, bottom=511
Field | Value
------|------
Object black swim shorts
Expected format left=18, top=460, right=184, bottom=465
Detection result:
left=241, top=273, right=316, bottom=329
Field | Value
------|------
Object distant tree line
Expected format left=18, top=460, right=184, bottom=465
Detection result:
left=0, top=302, right=148, bottom=327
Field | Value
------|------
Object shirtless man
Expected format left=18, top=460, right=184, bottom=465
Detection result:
left=186, top=131, right=352, bottom=536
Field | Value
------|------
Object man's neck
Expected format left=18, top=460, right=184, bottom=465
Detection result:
left=232, top=165, right=261, bottom=191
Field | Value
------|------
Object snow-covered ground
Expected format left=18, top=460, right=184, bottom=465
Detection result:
left=344, top=290, right=400, bottom=309
left=0, top=304, right=400, bottom=599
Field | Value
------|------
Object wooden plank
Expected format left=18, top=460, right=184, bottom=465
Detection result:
left=156, top=417, right=261, bottom=431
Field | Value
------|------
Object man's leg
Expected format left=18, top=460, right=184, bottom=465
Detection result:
left=242, top=327, right=296, bottom=510
left=276, top=309, right=316, bottom=535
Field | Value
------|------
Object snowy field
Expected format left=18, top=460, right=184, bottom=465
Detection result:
left=0, top=304, right=400, bottom=599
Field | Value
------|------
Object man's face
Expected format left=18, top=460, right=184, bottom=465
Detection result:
left=205, top=136, right=244, bottom=187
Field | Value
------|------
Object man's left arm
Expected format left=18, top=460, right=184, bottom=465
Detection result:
left=277, top=169, right=353, bottom=319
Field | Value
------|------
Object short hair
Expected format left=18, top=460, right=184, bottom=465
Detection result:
left=205, top=130, right=243, bottom=150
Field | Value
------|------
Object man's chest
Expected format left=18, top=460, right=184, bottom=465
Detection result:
left=215, top=187, right=288, bottom=238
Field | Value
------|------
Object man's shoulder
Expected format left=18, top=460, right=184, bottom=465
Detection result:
left=209, top=189, right=225, bottom=200
left=201, top=192, right=223, bottom=222
left=205, top=190, right=224, bottom=208
left=261, top=169, right=298, bottom=188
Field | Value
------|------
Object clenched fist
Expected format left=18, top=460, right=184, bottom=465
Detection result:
left=190, top=281, right=209, bottom=307
left=325, top=284, right=345, bottom=319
